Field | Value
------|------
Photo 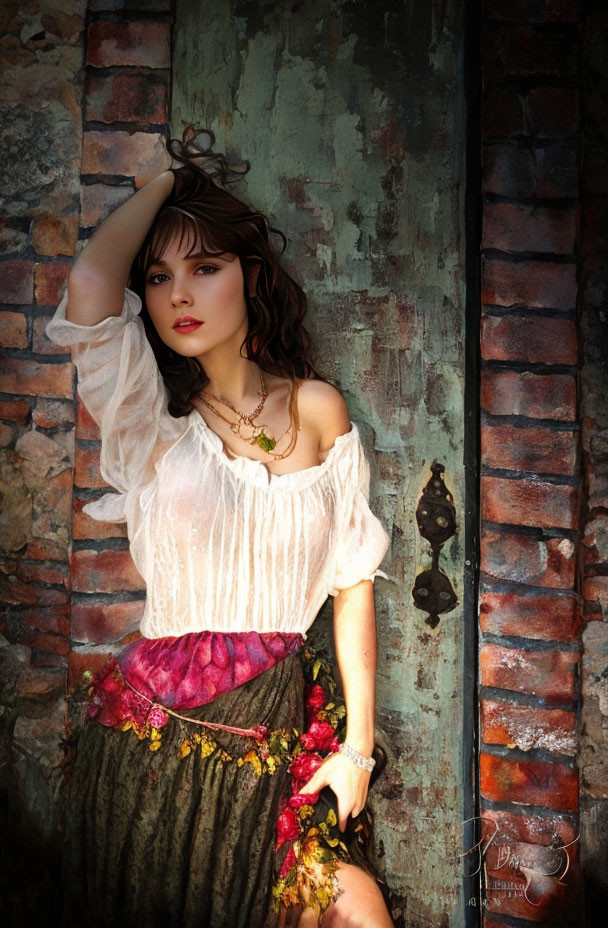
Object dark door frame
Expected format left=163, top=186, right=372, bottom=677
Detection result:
left=462, top=1, right=483, bottom=925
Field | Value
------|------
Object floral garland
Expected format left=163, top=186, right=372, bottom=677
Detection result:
left=76, top=646, right=369, bottom=915
left=271, top=649, right=353, bottom=913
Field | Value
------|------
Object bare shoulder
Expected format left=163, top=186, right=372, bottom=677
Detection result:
left=296, top=377, right=351, bottom=453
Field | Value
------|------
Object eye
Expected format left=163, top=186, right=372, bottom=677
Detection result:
left=146, top=272, right=167, bottom=286
left=146, top=264, right=219, bottom=285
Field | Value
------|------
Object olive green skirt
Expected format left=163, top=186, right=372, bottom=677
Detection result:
left=60, top=652, right=305, bottom=928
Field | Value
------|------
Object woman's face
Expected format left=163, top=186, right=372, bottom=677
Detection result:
left=144, top=236, right=249, bottom=360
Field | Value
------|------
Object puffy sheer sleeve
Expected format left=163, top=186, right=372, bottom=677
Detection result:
left=45, top=286, right=187, bottom=523
left=327, top=425, right=390, bottom=597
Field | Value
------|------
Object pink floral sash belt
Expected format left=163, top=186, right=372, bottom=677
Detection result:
left=87, top=630, right=304, bottom=731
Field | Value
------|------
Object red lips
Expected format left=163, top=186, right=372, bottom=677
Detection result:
left=173, top=315, right=203, bottom=329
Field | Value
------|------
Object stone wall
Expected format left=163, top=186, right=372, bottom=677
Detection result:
left=0, top=0, right=86, bottom=917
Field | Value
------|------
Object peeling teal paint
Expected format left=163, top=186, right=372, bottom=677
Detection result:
left=173, top=2, right=467, bottom=924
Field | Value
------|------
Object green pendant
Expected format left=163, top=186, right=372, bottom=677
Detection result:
left=255, top=432, right=276, bottom=452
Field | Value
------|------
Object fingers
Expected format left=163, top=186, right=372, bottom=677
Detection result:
left=298, top=769, right=327, bottom=795
left=337, top=796, right=349, bottom=832
left=296, top=760, right=370, bottom=832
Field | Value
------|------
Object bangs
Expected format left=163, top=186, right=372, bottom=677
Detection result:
left=142, top=207, right=236, bottom=270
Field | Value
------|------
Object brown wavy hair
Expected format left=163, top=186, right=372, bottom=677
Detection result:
left=128, top=128, right=325, bottom=418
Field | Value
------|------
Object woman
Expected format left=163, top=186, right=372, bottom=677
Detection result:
left=46, top=129, right=393, bottom=928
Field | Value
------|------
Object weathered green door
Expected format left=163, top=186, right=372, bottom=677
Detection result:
left=172, top=2, right=470, bottom=925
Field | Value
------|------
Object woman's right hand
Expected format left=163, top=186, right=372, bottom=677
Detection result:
left=169, top=161, right=208, bottom=200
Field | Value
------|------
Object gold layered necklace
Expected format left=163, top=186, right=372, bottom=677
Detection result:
left=196, top=368, right=299, bottom=462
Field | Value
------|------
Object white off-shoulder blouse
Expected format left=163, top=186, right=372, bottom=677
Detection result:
left=46, top=287, right=390, bottom=639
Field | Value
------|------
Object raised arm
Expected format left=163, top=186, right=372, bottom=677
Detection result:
left=66, top=170, right=175, bottom=325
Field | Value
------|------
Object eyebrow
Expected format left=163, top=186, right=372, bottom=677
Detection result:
left=147, top=252, right=228, bottom=268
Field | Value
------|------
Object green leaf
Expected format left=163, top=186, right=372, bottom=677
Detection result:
left=317, top=849, right=334, bottom=864
left=256, top=433, right=276, bottom=452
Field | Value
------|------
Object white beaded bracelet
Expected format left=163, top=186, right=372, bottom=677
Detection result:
left=338, top=742, right=376, bottom=772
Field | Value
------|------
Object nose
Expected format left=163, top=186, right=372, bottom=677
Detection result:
left=170, top=276, right=193, bottom=306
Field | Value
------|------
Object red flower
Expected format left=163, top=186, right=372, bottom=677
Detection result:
left=147, top=706, right=170, bottom=729
left=278, top=845, right=297, bottom=878
left=276, top=807, right=300, bottom=849
left=300, top=720, right=336, bottom=752
left=289, top=792, right=319, bottom=808
left=306, top=684, right=327, bottom=713
left=290, top=751, right=323, bottom=783
left=97, top=674, right=121, bottom=695
left=299, top=732, right=316, bottom=750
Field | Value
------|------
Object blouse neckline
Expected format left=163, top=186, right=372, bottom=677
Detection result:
left=188, top=408, right=357, bottom=490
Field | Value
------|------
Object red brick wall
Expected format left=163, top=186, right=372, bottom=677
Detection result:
left=68, top=3, right=173, bottom=688
left=0, top=1, right=172, bottom=827
left=480, top=1, right=584, bottom=924
left=578, top=1, right=608, bottom=919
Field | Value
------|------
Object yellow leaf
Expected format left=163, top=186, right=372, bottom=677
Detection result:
left=325, top=808, right=337, bottom=827
left=148, top=740, right=162, bottom=752
left=178, top=741, right=192, bottom=759
left=266, top=756, right=278, bottom=775
left=312, top=659, right=322, bottom=681
left=297, top=804, right=315, bottom=819
left=149, top=728, right=161, bottom=741
left=200, top=740, right=215, bottom=758
left=242, top=750, right=263, bottom=777
left=316, top=886, right=330, bottom=908
left=121, top=721, right=132, bottom=732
